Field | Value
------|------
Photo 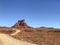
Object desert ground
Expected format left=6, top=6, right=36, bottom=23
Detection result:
left=0, top=33, right=38, bottom=45
left=0, top=20, right=60, bottom=45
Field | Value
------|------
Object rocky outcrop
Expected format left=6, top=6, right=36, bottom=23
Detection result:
left=12, top=20, right=31, bottom=29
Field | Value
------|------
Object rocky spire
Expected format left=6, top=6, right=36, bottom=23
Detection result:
left=12, top=20, right=30, bottom=28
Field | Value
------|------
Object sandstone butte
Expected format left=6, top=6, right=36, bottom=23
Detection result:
left=0, top=20, right=60, bottom=45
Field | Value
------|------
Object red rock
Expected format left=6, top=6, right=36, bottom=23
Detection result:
left=12, top=20, right=32, bottom=29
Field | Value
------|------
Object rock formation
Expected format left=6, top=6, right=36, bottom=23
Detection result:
left=12, top=20, right=31, bottom=28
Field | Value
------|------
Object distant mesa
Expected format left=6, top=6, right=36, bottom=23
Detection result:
left=12, top=20, right=31, bottom=28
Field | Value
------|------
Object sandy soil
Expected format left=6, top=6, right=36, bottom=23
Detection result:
left=0, top=33, right=38, bottom=45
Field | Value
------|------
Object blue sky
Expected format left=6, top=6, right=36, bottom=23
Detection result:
left=0, top=0, right=60, bottom=28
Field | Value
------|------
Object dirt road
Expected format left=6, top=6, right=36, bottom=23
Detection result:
left=0, top=33, right=38, bottom=45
